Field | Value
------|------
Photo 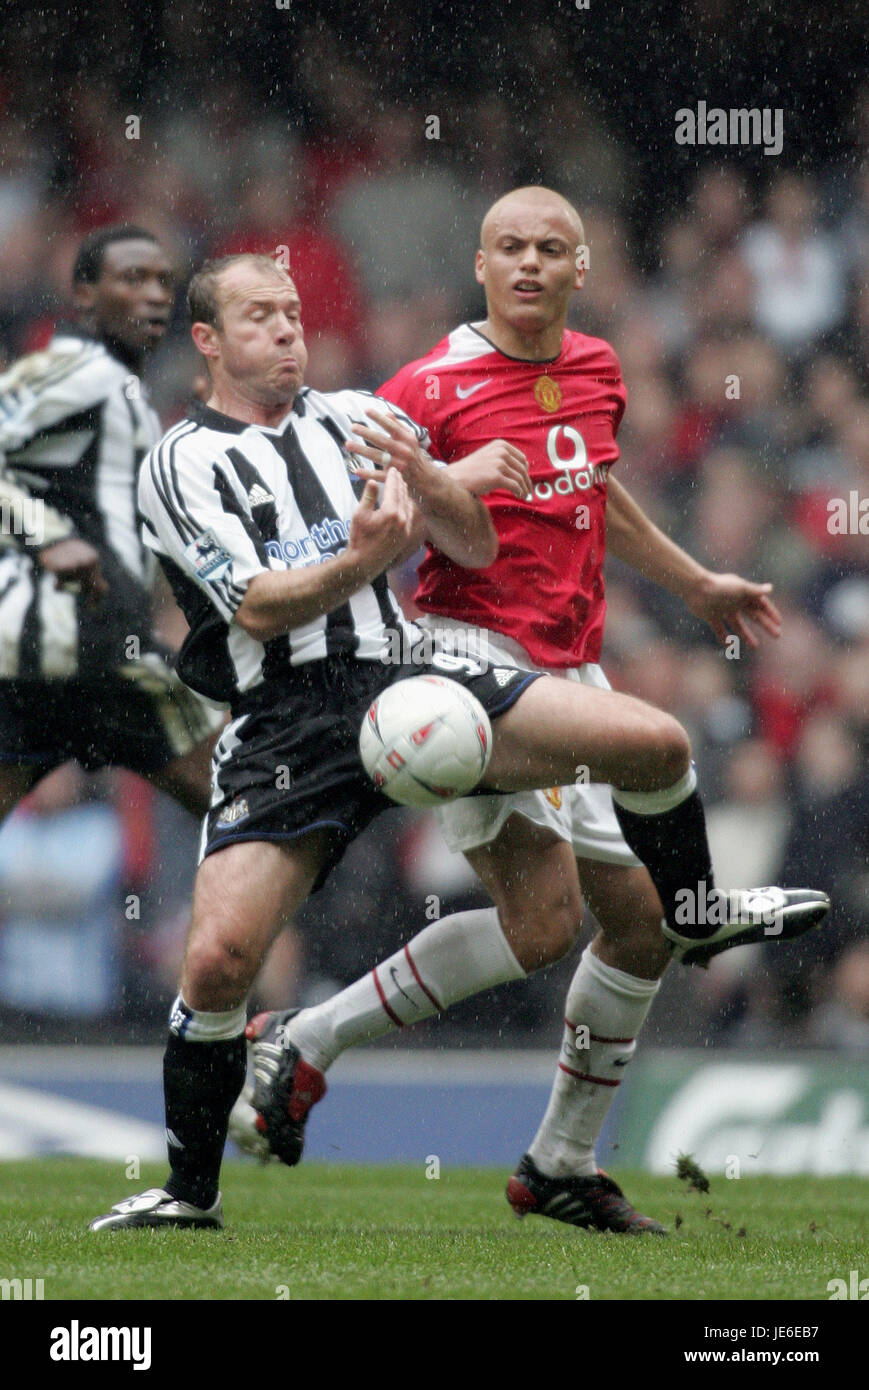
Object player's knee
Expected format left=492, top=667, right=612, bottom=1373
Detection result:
left=183, top=932, right=256, bottom=1001
left=501, top=893, right=583, bottom=972
left=649, top=714, right=691, bottom=786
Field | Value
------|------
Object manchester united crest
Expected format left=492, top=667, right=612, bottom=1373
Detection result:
left=543, top=787, right=563, bottom=809
left=534, top=375, right=562, bottom=413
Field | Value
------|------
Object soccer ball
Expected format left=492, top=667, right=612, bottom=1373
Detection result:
left=359, top=675, right=493, bottom=807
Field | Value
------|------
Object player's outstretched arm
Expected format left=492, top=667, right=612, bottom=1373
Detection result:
left=347, top=409, right=498, bottom=568
left=606, top=475, right=782, bottom=648
left=235, top=470, right=416, bottom=643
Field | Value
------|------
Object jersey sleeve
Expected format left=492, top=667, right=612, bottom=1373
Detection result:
left=0, top=341, right=111, bottom=456
left=376, top=366, right=446, bottom=460
left=138, top=431, right=272, bottom=622
left=321, top=386, right=432, bottom=454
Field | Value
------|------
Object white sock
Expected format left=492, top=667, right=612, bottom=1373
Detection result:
left=168, top=995, right=247, bottom=1041
left=528, top=946, right=660, bottom=1178
left=289, top=908, right=525, bottom=1071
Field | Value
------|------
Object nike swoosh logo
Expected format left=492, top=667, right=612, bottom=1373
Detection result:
left=389, top=965, right=416, bottom=1007
left=455, top=382, right=487, bottom=398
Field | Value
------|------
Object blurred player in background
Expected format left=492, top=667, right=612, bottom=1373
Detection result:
left=0, top=225, right=220, bottom=825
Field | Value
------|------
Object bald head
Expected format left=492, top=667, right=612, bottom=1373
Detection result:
left=481, top=186, right=584, bottom=249
left=474, top=186, right=587, bottom=359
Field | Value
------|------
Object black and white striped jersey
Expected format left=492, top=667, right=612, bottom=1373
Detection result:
left=139, top=387, right=428, bottom=705
left=0, top=330, right=162, bottom=678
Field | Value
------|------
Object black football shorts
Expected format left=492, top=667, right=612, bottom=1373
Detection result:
left=0, top=657, right=222, bottom=776
left=200, top=651, right=540, bottom=891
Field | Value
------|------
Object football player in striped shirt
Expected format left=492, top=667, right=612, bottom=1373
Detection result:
left=91, top=252, right=826, bottom=1233
left=0, top=226, right=221, bottom=822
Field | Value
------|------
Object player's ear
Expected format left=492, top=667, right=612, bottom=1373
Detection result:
left=574, top=242, right=590, bottom=291
left=474, top=249, right=486, bottom=286
left=191, top=322, right=220, bottom=362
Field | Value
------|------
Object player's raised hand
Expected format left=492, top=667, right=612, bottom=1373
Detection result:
left=448, top=441, right=532, bottom=499
left=346, top=467, right=416, bottom=579
left=347, top=408, right=436, bottom=502
left=349, top=407, right=496, bottom=569
left=687, top=572, right=783, bottom=648
left=37, top=537, right=109, bottom=607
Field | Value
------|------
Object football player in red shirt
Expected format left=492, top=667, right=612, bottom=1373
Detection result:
left=231, top=189, right=828, bottom=1235
left=366, top=186, right=802, bottom=1228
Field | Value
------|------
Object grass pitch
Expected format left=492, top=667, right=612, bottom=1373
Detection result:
left=0, top=1159, right=863, bottom=1301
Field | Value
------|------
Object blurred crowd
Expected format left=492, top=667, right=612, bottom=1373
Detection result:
left=0, top=10, right=866, bottom=1050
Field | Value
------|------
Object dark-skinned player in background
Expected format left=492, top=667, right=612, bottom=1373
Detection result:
left=0, top=225, right=220, bottom=830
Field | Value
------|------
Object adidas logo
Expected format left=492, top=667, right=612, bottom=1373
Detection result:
left=248, top=483, right=274, bottom=507
left=493, top=667, right=517, bottom=687
left=168, top=1002, right=190, bottom=1036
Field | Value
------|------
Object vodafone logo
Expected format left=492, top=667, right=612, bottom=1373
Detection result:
left=531, top=424, right=608, bottom=499
left=546, top=425, right=587, bottom=469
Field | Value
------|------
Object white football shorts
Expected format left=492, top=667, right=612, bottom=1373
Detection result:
left=416, top=617, right=641, bottom=867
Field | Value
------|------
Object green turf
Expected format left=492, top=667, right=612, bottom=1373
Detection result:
left=0, top=1160, right=863, bottom=1301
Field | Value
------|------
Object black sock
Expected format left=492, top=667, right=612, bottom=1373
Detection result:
left=163, top=1032, right=247, bottom=1209
left=612, top=789, right=716, bottom=938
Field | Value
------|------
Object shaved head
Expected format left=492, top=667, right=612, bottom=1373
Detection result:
left=474, top=185, right=587, bottom=359
left=481, top=186, right=584, bottom=248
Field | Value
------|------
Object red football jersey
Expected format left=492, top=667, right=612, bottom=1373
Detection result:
left=377, top=324, right=626, bottom=667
